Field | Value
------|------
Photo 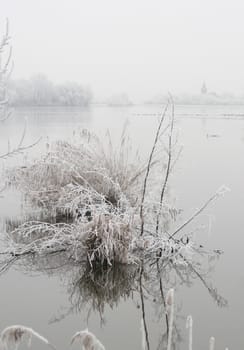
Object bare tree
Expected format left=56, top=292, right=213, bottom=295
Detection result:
left=0, top=19, right=40, bottom=161
left=0, top=18, right=12, bottom=122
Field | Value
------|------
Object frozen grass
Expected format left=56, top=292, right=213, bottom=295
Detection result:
left=1, top=215, right=196, bottom=270
left=4, top=128, right=143, bottom=265
left=0, top=321, right=228, bottom=350
left=7, top=128, right=146, bottom=213
left=0, top=325, right=104, bottom=350
left=2, top=101, right=229, bottom=270
left=4, top=110, right=183, bottom=267
left=0, top=325, right=55, bottom=350
left=71, top=329, right=105, bottom=350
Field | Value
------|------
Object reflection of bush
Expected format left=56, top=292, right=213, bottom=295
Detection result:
left=69, top=264, right=138, bottom=314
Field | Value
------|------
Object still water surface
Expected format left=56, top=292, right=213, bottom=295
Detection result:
left=0, top=105, right=244, bottom=349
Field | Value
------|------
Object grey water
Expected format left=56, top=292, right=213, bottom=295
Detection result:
left=0, top=104, right=244, bottom=349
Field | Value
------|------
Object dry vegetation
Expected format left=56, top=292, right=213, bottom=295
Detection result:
left=0, top=325, right=55, bottom=350
left=3, top=104, right=181, bottom=267
left=1, top=99, right=229, bottom=273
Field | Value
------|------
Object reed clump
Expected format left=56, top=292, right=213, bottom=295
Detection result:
left=5, top=128, right=146, bottom=265
left=5, top=119, right=179, bottom=267
left=8, top=129, right=144, bottom=214
left=2, top=102, right=228, bottom=269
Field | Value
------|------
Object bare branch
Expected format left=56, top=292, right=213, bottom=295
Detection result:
left=156, top=96, right=175, bottom=234
left=140, top=101, right=170, bottom=236
left=169, top=186, right=229, bottom=240
left=0, top=136, right=42, bottom=160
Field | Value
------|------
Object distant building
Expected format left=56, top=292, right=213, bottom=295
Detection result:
left=201, top=82, right=207, bottom=94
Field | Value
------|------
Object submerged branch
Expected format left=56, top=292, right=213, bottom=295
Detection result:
left=139, top=265, right=150, bottom=350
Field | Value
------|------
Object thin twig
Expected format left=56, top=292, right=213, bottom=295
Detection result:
left=168, top=192, right=221, bottom=240
left=140, top=101, right=169, bottom=236
left=156, top=97, right=175, bottom=234
left=0, top=137, right=42, bottom=160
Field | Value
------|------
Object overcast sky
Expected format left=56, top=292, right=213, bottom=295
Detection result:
left=2, top=0, right=244, bottom=101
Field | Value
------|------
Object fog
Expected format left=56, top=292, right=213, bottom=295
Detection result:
left=2, top=0, right=244, bottom=101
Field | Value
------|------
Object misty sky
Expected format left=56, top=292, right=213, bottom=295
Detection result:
left=2, top=0, right=244, bottom=101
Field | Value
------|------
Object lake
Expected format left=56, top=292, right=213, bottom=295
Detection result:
left=0, top=104, right=244, bottom=350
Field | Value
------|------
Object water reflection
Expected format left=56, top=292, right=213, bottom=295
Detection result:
left=0, top=105, right=237, bottom=349
left=69, top=264, right=138, bottom=321
left=61, top=252, right=225, bottom=348
left=0, top=228, right=226, bottom=350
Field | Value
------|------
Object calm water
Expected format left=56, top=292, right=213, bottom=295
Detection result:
left=0, top=104, right=244, bottom=349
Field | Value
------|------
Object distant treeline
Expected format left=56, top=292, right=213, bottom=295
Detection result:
left=8, top=75, right=92, bottom=107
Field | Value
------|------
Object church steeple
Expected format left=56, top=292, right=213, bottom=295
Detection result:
left=201, top=81, right=207, bottom=94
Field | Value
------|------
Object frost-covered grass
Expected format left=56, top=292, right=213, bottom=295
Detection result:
left=0, top=325, right=105, bottom=350
left=2, top=101, right=228, bottom=270
left=0, top=302, right=228, bottom=350
left=8, top=128, right=145, bottom=214
left=4, top=111, right=183, bottom=267
left=71, top=329, right=105, bottom=350
left=0, top=325, right=55, bottom=350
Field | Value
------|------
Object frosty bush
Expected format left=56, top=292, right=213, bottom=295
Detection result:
left=2, top=101, right=227, bottom=270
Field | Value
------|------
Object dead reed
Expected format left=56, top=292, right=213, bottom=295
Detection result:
left=0, top=325, right=55, bottom=350
left=70, top=329, right=105, bottom=350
